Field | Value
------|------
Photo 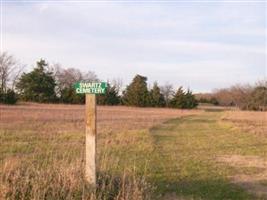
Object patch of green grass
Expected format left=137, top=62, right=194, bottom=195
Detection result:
left=149, top=112, right=266, bottom=199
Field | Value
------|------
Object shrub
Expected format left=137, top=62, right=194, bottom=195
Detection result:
left=0, top=89, right=18, bottom=104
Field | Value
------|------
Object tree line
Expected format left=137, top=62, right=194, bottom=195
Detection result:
left=195, top=81, right=267, bottom=111
left=1, top=52, right=265, bottom=110
left=213, top=82, right=267, bottom=111
left=0, top=52, right=197, bottom=109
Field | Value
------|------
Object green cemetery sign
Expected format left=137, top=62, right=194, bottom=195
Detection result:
left=74, top=82, right=107, bottom=94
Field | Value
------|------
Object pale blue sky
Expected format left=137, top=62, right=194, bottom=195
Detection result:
left=1, top=1, right=266, bottom=92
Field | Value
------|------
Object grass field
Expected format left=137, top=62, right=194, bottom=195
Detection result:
left=0, top=103, right=266, bottom=200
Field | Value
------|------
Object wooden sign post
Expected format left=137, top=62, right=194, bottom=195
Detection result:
left=74, top=82, right=107, bottom=186
left=85, top=94, right=96, bottom=185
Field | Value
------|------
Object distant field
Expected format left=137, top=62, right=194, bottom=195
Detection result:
left=0, top=104, right=266, bottom=200
left=222, top=111, right=267, bottom=136
left=0, top=103, right=198, bottom=131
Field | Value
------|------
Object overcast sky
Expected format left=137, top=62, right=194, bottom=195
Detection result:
left=1, top=0, right=266, bottom=92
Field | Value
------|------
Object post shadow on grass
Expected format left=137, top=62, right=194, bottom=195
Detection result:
left=83, top=171, right=152, bottom=200
left=83, top=172, right=121, bottom=200
left=96, top=172, right=122, bottom=200
left=152, top=178, right=254, bottom=200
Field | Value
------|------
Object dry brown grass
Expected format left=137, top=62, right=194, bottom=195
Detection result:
left=217, top=155, right=267, bottom=197
left=0, top=103, right=199, bottom=132
left=221, top=110, right=267, bottom=136
left=219, top=110, right=267, bottom=198
left=0, top=103, right=199, bottom=200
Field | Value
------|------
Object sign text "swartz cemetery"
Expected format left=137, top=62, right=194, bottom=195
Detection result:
left=74, top=82, right=107, bottom=94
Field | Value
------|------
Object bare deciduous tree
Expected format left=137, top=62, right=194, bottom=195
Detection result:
left=213, top=84, right=253, bottom=108
left=255, top=79, right=267, bottom=88
left=111, top=78, right=123, bottom=94
left=51, top=64, right=98, bottom=95
left=230, top=84, right=253, bottom=109
left=0, top=52, right=24, bottom=92
left=160, top=83, right=174, bottom=106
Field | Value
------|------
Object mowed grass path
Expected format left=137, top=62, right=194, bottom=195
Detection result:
left=149, top=111, right=267, bottom=200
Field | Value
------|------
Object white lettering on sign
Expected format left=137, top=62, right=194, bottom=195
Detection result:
left=74, top=82, right=107, bottom=94
left=76, top=87, right=105, bottom=94
left=80, top=83, right=102, bottom=88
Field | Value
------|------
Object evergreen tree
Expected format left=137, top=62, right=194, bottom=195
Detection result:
left=122, top=74, right=149, bottom=107
left=170, top=87, right=198, bottom=109
left=0, top=89, right=18, bottom=104
left=16, top=59, right=57, bottom=102
left=149, top=82, right=165, bottom=107
left=61, top=87, right=85, bottom=104
left=184, top=89, right=198, bottom=108
left=97, top=83, right=120, bottom=105
left=170, top=87, right=186, bottom=108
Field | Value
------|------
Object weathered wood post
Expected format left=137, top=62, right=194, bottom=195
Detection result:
left=85, top=94, right=96, bottom=185
left=74, top=82, right=107, bottom=187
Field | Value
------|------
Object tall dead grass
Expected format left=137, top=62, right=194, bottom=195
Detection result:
left=1, top=153, right=152, bottom=200
left=221, top=110, right=267, bottom=136
left=1, top=103, right=195, bottom=200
